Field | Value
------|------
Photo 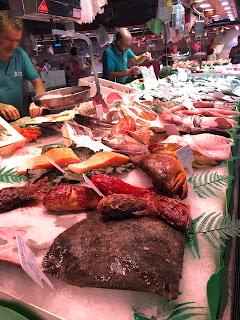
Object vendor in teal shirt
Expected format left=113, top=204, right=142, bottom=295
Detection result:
left=0, top=11, right=46, bottom=121
left=102, top=28, right=152, bottom=84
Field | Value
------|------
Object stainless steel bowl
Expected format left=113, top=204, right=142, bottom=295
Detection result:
left=33, top=86, right=91, bottom=109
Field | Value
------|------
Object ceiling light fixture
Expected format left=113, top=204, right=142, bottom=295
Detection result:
left=199, top=3, right=211, bottom=8
left=221, top=1, right=229, bottom=5
left=224, top=6, right=231, bottom=10
left=236, top=26, right=239, bottom=30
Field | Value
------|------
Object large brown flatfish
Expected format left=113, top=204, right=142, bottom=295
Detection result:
left=43, top=212, right=185, bottom=300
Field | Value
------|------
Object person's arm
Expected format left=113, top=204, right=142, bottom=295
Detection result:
left=131, top=52, right=152, bottom=64
left=83, top=59, right=90, bottom=68
left=107, top=67, right=139, bottom=81
left=29, top=78, right=46, bottom=117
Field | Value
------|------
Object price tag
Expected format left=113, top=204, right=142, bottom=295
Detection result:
left=164, top=124, right=180, bottom=136
left=82, top=173, right=104, bottom=197
left=16, top=233, right=55, bottom=291
left=163, top=85, right=170, bottom=100
left=183, top=93, right=194, bottom=110
left=95, top=104, right=103, bottom=120
left=122, top=95, right=130, bottom=105
left=176, top=144, right=194, bottom=175
left=70, top=135, right=111, bottom=152
left=45, top=156, right=66, bottom=174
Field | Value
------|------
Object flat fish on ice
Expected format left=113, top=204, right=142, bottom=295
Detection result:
left=43, top=212, right=185, bottom=300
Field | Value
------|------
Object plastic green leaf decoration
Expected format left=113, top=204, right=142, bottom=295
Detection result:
left=187, top=171, right=233, bottom=199
left=166, top=302, right=206, bottom=319
left=185, top=212, right=240, bottom=257
left=225, top=125, right=240, bottom=141
left=133, top=301, right=205, bottom=320
left=0, top=167, right=26, bottom=184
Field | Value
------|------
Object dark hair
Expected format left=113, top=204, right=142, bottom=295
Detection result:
left=70, top=47, right=77, bottom=56
left=44, top=59, right=48, bottom=63
left=0, top=10, right=23, bottom=33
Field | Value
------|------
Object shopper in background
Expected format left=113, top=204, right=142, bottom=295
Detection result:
left=171, top=45, right=180, bottom=55
left=31, top=57, right=42, bottom=73
left=0, top=10, right=46, bottom=121
left=64, top=47, right=90, bottom=86
left=91, top=54, right=103, bottom=74
left=102, top=28, right=152, bottom=84
left=229, top=35, right=240, bottom=64
left=206, top=38, right=217, bottom=61
left=42, top=59, right=51, bottom=71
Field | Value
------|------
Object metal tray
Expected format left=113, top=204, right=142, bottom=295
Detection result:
left=33, top=86, right=91, bottom=109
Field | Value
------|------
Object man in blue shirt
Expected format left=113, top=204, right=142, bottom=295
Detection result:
left=0, top=10, right=46, bottom=121
left=102, top=28, right=152, bottom=84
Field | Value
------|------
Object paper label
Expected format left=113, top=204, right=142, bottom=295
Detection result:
left=70, top=135, right=111, bottom=152
left=164, top=124, right=180, bottom=136
left=183, top=96, right=194, bottom=110
left=122, top=95, right=130, bottom=105
left=95, top=104, right=103, bottom=120
left=45, top=156, right=66, bottom=174
left=82, top=174, right=104, bottom=197
left=176, top=145, right=194, bottom=175
left=163, top=85, right=171, bottom=100
left=16, top=233, right=55, bottom=291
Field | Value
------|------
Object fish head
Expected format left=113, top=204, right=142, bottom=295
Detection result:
left=101, top=133, right=124, bottom=148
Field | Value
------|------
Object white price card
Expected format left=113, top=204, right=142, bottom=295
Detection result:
left=183, top=93, right=194, bottom=110
left=164, top=124, right=180, bottom=136
left=121, top=95, right=130, bottom=105
left=16, top=233, right=55, bottom=291
left=176, top=144, right=194, bottom=175
left=70, top=135, right=111, bottom=152
left=95, top=104, right=103, bottom=120
left=163, top=85, right=170, bottom=100
left=45, top=156, right=66, bottom=174
left=82, top=173, right=104, bottom=197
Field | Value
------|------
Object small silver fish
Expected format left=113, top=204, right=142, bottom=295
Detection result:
left=101, top=133, right=149, bottom=154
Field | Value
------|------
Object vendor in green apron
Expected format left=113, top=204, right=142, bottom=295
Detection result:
left=0, top=10, right=46, bottom=121
left=102, top=28, right=152, bottom=84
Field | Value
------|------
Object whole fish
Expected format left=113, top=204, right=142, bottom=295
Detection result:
left=101, top=133, right=149, bottom=154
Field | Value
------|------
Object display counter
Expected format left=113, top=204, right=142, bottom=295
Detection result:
left=0, top=74, right=239, bottom=319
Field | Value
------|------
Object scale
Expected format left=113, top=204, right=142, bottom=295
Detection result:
left=33, top=30, right=101, bottom=109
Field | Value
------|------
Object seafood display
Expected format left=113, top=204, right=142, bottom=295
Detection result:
left=97, top=193, right=191, bottom=231
left=43, top=211, right=185, bottom=300
left=17, top=147, right=80, bottom=174
left=43, top=184, right=101, bottom=212
left=0, top=178, right=48, bottom=212
left=131, top=153, right=188, bottom=199
left=0, top=68, right=238, bottom=320
left=68, top=151, right=129, bottom=174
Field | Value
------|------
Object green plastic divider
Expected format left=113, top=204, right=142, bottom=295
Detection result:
left=207, top=99, right=240, bottom=319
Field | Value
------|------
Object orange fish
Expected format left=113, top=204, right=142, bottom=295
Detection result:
left=68, top=151, right=129, bottom=174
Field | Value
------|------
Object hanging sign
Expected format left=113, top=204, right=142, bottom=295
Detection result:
left=38, top=0, right=49, bottom=13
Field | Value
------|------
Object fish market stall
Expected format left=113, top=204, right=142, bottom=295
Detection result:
left=0, top=68, right=239, bottom=319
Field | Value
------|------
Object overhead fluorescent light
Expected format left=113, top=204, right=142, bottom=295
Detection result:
left=236, top=26, right=239, bottom=30
left=194, top=0, right=205, bottom=2
left=199, top=3, right=211, bottom=8
left=221, top=2, right=229, bottom=5
left=224, top=7, right=231, bottom=10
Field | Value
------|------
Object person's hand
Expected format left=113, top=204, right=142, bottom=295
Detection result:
left=128, top=66, right=140, bottom=76
left=0, top=103, right=20, bottom=121
left=29, top=102, right=43, bottom=118
left=142, top=52, right=152, bottom=61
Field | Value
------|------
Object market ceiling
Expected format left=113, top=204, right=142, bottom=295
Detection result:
left=0, top=0, right=239, bottom=35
